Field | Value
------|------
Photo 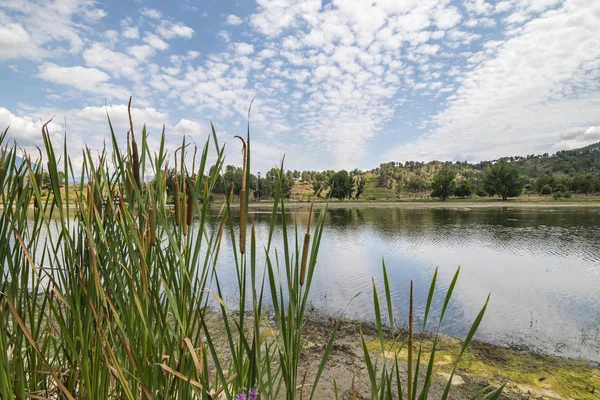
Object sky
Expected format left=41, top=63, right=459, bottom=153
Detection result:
left=1, top=0, right=600, bottom=174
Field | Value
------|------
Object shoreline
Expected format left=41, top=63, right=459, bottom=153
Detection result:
left=286, top=314, right=600, bottom=399
left=218, top=199, right=600, bottom=211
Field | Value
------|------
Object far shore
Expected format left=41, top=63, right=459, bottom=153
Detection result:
left=217, top=198, right=600, bottom=210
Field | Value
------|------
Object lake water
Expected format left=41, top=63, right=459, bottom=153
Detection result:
left=212, top=206, right=600, bottom=361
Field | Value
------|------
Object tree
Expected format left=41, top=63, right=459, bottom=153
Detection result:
left=540, top=184, right=552, bottom=195
left=483, top=160, right=523, bottom=200
left=535, top=174, right=555, bottom=193
left=329, top=170, right=354, bottom=200
left=430, top=170, right=456, bottom=200
left=355, top=175, right=367, bottom=200
left=454, top=179, right=473, bottom=198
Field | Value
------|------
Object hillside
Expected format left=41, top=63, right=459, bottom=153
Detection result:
left=285, top=141, right=600, bottom=200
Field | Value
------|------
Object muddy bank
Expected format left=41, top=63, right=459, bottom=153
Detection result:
left=268, top=316, right=599, bottom=399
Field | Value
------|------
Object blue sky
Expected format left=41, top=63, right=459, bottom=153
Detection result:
left=1, top=0, right=599, bottom=174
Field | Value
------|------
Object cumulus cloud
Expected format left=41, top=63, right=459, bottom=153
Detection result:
left=385, top=0, right=600, bottom=162
left=140, top=8, right=162, bottom=19
left=0, top=23, right=41, bottom=60
left=37, top=63, right=129, bottom=99
left=143, top=33, right=169, bottom=51
left=1, top=0, right=599, bottom=173
left=157, top=21, right=195, bottom=39
left=82, top=43, right=139, bottom=78
left=122, top=26, right=139, bottom=39
left=0, top=0, right=106, bottom=60
left=233, top=42, right=254, bottom=55
left=225, top=14, right=243, bottom=25
left=554, top=126, right=600, bottom=150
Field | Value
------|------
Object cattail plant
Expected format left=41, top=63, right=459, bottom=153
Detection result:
left=300, top=200, right=315, bottom=286
left=235, top=135, right=247, bottom=254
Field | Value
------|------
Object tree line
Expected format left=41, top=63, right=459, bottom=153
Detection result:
left=159, top=143, right=600, bottom=202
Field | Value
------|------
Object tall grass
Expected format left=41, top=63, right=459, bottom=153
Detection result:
left=0, top=101, right=503, bottom=399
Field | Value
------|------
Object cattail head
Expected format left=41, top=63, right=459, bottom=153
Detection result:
left=182, top=190, right=188, bottom=236
left=299, top=200, right=315, bottom=286
left=174, top=180, right=180, bottom=226
left=87, top=180, right=94, bottom=217
left=149, top=205, right=156, bottom=245
left=186, top=183, right=194, bottom=227
left=235, top=136, right=247, bottom=254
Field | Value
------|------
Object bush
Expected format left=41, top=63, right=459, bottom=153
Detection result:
left=553, top=192, right=562, bottom=200
left=540, top=184, right=553, bottom=195
left=554, top=183, right=568, bottom=193
left=563, top=191, right=572, bottom=198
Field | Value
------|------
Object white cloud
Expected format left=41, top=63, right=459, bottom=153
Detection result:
left=173, top=119, right=208, bottom=137
left=0, top=22, right=40, bottom=60
left=225, top=14, right=243, bottom=25
left=385, top=0, right=600, bottom=162
left=122, top=26, right=139, bottom=39
left=0, top=0, right=106, bottom=60
left=127, top=45, right=155, bottom=62
left=157, top=21, right=195, bottom=39
left=143, top=33, right=169, bottom=51
left=0, top=107, right=62, bottom=147
left=83, top=43, right=139, bottom=78
left=433, top=6, right=462, bottom=30
left=234, top=42, right=254, bottom=55
left=104, top=29, right=119, bottom=43
left=494, top=1, right=513, bottom=13
left=140, top=8, right=162, bottom=19
left=37, top=62, right=129, bottom=99
left=250, top=0, right=321, bottom=37
left=554, top=126, right=600, bottom=150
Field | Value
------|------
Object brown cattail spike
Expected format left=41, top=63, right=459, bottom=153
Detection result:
left=87, top=180, right=94, bottom=218
left=235, top=136, right=247, bottom=254
left=174, top=180, right=180, bottom=225
left=34, top=171, right=42, bottom=208
left=182, top=190, right=188, bottom=236
left=299, top=200, right=315, bottom=286
left=186, top=181, right=194, bottom=227
left=127, top=98, right=141, bottom=189
left=149, top=206, right=156, bottom=245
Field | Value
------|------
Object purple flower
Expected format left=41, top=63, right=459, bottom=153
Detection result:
left=235, top=388, right=258, bottom=400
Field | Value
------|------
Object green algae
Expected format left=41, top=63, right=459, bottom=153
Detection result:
left=367, top=337, right=599, bottom=399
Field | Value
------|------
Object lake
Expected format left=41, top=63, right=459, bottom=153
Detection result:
left=212, top=205, right=600, bottom=361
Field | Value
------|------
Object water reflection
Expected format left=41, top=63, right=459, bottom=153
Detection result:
left=212, top=207, right=600, bottom=361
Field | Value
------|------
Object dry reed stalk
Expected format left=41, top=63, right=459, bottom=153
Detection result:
left=127, top=97, right=141, bottom=189
left=235, top=136, right=247, bottom=254
left=300, top=199, right=315, bottom=286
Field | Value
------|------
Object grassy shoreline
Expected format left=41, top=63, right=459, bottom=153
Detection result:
left=221, top=198, right=600, bottom=210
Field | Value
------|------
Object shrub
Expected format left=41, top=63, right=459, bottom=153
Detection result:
left=554, top=183, right=568, bottom=193
left=540, top=184, right=553, bottom=195
left=553, top=192, right=562, bottom=200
